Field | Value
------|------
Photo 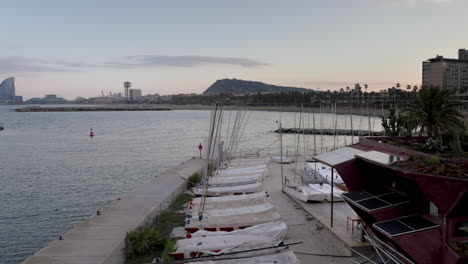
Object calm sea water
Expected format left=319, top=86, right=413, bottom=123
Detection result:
left=0, top=105, right=381, bottom=263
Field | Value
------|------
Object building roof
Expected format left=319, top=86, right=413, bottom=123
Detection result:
left=313, top=147, right=365, bottom=167
left=426, top=56, right=468, bottom=63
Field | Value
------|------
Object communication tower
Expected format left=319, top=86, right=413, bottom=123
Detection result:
left=123, top=81, right=131, bottom=101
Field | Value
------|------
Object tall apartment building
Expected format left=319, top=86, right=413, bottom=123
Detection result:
left=0, top=77, right=16, bottom=101
left=422, top=49, right=468, bottom=93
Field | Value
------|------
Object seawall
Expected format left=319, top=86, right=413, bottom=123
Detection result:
left=22, top=158, right=205, bottom=264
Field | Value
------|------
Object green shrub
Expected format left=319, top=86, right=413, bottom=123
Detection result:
left=424, top=156, right=442, bottom=166
left=187, top=172, right=201, bottom=188
left=125, top=227, right=164, bottom=258
left=161, top=239, right=177, bottom=261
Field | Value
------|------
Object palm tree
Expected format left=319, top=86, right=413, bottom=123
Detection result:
left=404, top=86, right=464, bottom=137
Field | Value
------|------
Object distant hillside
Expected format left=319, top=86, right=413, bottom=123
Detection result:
left=203, top=79, right=312, bottom=94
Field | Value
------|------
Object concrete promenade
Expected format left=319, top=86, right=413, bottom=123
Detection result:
left=264, top=161, right=354, bottom=264
left=276, top=161, right=369, bottom=249
left=23, top=158, right=205, bottom=264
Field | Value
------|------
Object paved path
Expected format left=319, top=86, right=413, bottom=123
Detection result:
left=23, top=158, right=205, bottom=264
left=264, top=161, right=354, bottom=264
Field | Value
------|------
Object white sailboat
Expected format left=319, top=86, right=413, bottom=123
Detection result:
left=271, top=156, right=293, bottom=164
left=191, top=221, right=287, bottom=239
left=283, top=183, right=325, bottom=202
left=307, top=162, right=344, bottom=184
left=187, top=193, right=269, bottom=212
left=187, top=251, right=300, bottom=264
left=308, top=183, right=345, bottom=202
left=193, top=182, right=263, bottom=197
left=170, top=234, right=282, bottom=259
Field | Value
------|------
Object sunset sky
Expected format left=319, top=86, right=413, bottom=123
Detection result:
left=1, top=0, right=467, bottom=99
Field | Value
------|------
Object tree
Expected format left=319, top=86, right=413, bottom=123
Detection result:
left=382, top=108, right=402, bottom=136
left=404, top=86, right=465, bottom=137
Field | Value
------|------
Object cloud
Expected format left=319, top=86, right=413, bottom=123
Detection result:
left=0, top=55, right=269, bottom=74
left=378, top=0, right=450, bottom=7
left=2, top=43, right=25, bottom=50
left=0, top=56, right=72, bottom=74
left=405, top=0, right=450, bottom=4
left=105, top=55, right=270, bottom=68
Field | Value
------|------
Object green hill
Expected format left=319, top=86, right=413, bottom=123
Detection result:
left=203, top=79, right=312, bottom=94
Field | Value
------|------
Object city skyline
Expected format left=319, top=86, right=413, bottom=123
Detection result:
left=1, top=0, right=467, bottom=99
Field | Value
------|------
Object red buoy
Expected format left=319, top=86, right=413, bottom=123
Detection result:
left=89, top=128, right=94, bottom=137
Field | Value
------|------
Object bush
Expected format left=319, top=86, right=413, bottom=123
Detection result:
left=161, top=239, right=177, bottom=261
left=424, top=156, right=442, bottom=166
left=125, top=227, right=164, bottom=259
left=187, top=172, right=201, bottom=188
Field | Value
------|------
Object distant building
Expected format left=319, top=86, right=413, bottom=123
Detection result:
left=0, top=77, right=16, bottom=102
left=13, top=96, right=23, bottom=103
left=45, top=94, right=57, bottom=99
left=354, top=83, right=361, bottom=94
left=26, top=94, right=67, bottom=104
left=459, top=49, right=468, bottom=61
left=129, top=89, right=142, bottom=101
left=423, top=49, right=468, bottom=93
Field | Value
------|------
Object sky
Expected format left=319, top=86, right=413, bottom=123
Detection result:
left=1, top=0, right=467, bottom=99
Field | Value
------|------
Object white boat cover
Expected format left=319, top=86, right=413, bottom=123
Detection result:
left=271, top=156, right=293, bottom=164
left=187, top=251, right=300, bottom=264
left=283, top=184, right=325, bottom=202
left=225, top=158, right=267, bottom=165
left=207, top=175, right=262, bottom=185
left=212, top=171, right=265, bottom=179
left=193, top=182, right=263, bottom=196
left=222, top=164, right=267, bottom=171
left=191, top=192, right=267, bottom=205
left=190, top=203, right=274, bottom=218
left=185, top=211, right=281, bottom=230
left=174, top=234, right=281, bottom=258
left=309, top=183, right=344, bottom=201
left=216, top=168, right=266, bottom=175
left=307, top=162, right=344, bottom=184
left=192, top=222, right=287, bottom=240
left=188, top=193, right=269, bottom=211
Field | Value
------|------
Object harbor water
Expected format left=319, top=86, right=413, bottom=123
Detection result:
left=0, top=105, right=381, bottom=263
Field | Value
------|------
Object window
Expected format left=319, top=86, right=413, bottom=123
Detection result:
left=454, top=221, right=468, bottom=237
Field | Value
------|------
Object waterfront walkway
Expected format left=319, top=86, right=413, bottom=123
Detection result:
left=272, top=161, right=369, bottom=249
left=264, top=161, right=355, bottom=263
left=23, top=158, right=205, bottom=264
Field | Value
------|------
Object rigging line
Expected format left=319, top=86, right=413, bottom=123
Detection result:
left=333, top=103, right=338, bottom=150
left=313, top=107, right=317, bottom=156
left=359, top=102, right=364, bottom=136
left=372, top=105, right=377, bottom=133
left=344, top=104, right=348, bottom=146
left=200, top=104, right=219, bottom=215
left=350, top=105, right=354, bottom=144
left=368, top=103, right=371, bottom=137
left=201, top=104, right=223, bottom=216
left=294, top=104, right=303, bottom=183
left=235, top=108, right=252, bottom=157
left=320, top=103, right=323, bottom=154
left=224, top=110, right=232, bottom=157
left=306, top=108, right=311, bottom=156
